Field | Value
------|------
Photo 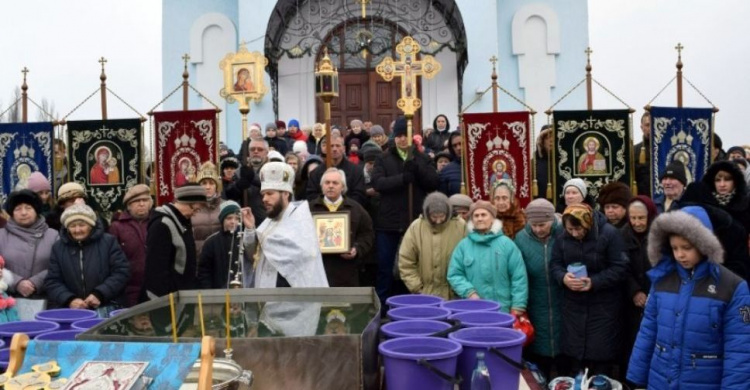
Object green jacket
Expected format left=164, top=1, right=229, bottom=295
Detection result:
left=447, top=219, right=528, bottom=313
left=514, top=219, right=563, bottom=357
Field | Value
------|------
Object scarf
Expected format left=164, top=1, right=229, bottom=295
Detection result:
left=712, top=190, right=735, bottom=206
left=563, top=203, right=593, bottom=230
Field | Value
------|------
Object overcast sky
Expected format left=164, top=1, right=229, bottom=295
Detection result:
left=1, top=0, right=747, bottom=149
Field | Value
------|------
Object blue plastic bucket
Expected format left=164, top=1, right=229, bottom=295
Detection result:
left=387, top=306, right=451, bottom=321
left=448, top=311, right=515, bottom=328
left=386, top=294, right=444, bottom=309
left=381, top=320, right=452, bottom=339
left=379, top=336, right=463, bottom=390
left=448, top=327, right=526, bottom=390
left=0, top=320, right=60, bottom=344
left=0, top=348, right=9, bottom=371
left=34, top=329, right=83, bottom=341
left=35, top=309, right=97, bottom=330
left=71, top=318, right=106, bottom=331
left=440, top=299, right=501, bottom=314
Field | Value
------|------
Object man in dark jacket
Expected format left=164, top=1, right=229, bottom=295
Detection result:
left=371, top=117, right=440, bottom=309
left=633, top=112, right=651, bottom=196
left=220, top=156, right=240, bottom=203
left=228, top=139, right=268, bottom=225
left=439, top=132, right=462, bottom=196
left=309, top=168, right=374, bottom=287
left=263, top=122, right=288, bottom=155
left=306, top=135, right=367, bottom=205
left=197, top=200, right=255, bottom=289
left=109, top=184, right=152, bottom=307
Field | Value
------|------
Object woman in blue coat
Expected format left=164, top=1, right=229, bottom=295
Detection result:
left=627, top=206, right=750, bottom=389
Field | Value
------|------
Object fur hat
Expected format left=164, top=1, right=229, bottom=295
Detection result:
left=174, top=183, right=207, bottom=203
left=27, top=172, right=51, bottom=193
left=597, top=181, right=632, bottom=208
left=449, top=194, right=473, bottom=210
left=260, top=161, right=295, bottom=194
left=220, top=156, right=240, bottom=171
left=61, top=203, right=97, bottom=228
left=469, top=200, right=496, bottom=219
left=525, top=198, right=556, bottom=224
left=563, top=178, right=587, bottom=199
left=5, top=190, right=42, bottom=216
left=57, top=182, right=86, bottom=205
left=393, top=118, right=407, bottom=137
left=660, top=161, right=688, bottom=186
left=196, top=162, right=220, bottom=186
left=123, top=184, right=151, bottom=206
left=647, top=205, right=723, bottom=266
left=218, top=200, right=241, bottom=224
left=422, top=192, right=451, bottom=222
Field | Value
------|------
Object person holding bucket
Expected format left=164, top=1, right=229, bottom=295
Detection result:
left=627, top=206, right=750, bottom=389
left=447, top=200, right=528, bottom=315
left=550, top=203, right=628, bottom=377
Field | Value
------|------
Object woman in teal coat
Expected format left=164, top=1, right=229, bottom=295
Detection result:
left=448, top=200, right=528, bottom=314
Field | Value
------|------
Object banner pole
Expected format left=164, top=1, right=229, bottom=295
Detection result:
left=99, top=57, right=108, bottom=121
left=21, top=67, right=29, bottom=123
left=675, top=43, right=684, bottom=108
left=182, top=54, right=190, bottom=111
left=585, top=47, right=593, bottom=111
left=490, top=56, right=499, bottom=113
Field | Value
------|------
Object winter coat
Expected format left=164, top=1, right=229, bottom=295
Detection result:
left=439, top=160, right=461, bottom=197
left=371, top=145, right=440, bottom=232
left=197, top=230, right=253, bottom=289
left=345, top=131, right=370, bottom=154
left=306, top=158, right=367, bottom=206
left=681, top=160, right=750, bottom=232
left=109, top=210, right=150, bottom=307
left=425, top=116, right=452, bottom=152
left=0, top=217, right=58, bottom=297
left=191, top=196, right=222, bottom=259
left=399, top=194, right=466, bottom=299
left=141, top=204, right=198, bottom=301
left=549, top=211, right=629, bottom=361
left=447, top=219, right=528, bottom=313
left=307, top=136, right=325, bottom=156
left=514, top=219, right=564, bottom=357
left=265, top=136, right=288, bottom=155
left=622, top=224, right=652, bottom=302
left=497, top=201, right=526, bottom=239
left=45, top=221, right=130, bottom=308
left=233, top=165, right=267, bottom=226
left=297, top=155, right=324, bottom=201
left=627, top=206, right=750, bottom=389
left=221, top=176, right=241, bottom=204
left=309, top=196, right=375, bottom=287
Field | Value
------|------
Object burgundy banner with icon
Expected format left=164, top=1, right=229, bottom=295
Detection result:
left=153, top=109, right=218, bottom=205
left=463, top=112, right=533, bottom=208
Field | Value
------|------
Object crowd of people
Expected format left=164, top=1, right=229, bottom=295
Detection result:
left=0, top=113, right=749, bottom=388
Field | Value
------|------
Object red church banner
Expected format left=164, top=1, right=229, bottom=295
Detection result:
left=153, top=109, right=218, bottom=205
left=463, top=111, right=533, bottom=208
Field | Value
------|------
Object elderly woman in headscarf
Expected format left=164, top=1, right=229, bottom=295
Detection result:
left=549, top=203, right=629, bottom=376
left=45, top=204, right=130, bottom=313
left=491, top=180, right=526, bottom=239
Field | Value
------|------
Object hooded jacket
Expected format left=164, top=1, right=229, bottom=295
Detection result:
left=681, top=160, right=750, bottom=233
left=0, top=217, right=58, bottom=296
left=627, top=206, right=750, bottom=389
left=425, top=115, right=452, bottom=152
left=45, top=221, right=130, bottom=308
left=399, top=192, right=467, bottom=299
left=447, top=219, right=528, bottom=313
left=109, top=210, right=150, bottom=307
left=438, top=132, right=462, bottom=197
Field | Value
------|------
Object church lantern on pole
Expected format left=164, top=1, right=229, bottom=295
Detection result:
left=314, top=47, right=339, bottom=168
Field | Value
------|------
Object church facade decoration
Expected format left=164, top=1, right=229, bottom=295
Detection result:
left=0, top=122, right=53, bottom=206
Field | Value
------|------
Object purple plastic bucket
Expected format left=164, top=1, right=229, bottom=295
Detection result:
left=386, top=294, right=444, bottom=309
left=34, top=329, right=84, bottom=341
left=381, top=320, right=452, bottom=339
left=387, top=306, right=451, bottom=322
left=109, top=309, right=128, bottom=318
left=71, top=318, right=106, bottom=331
left=0, top=320, right=61, bottom=344
left=448, top=311, right=515, bottom=328
left=379, top=336, right=463, bottom=390
left=0, top=339, right=4, bottom=350
left=440, top=299, right=501, bottom=314
left=448, top=327, right=526, bottom=390
left=35, top=309, right=97, bottom=330
left=0, top=348, right=8, bottom=371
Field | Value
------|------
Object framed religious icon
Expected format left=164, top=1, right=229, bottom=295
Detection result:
left=219, top=43, right=269, bottom=106
left=312, top=211, right=351, bottom=254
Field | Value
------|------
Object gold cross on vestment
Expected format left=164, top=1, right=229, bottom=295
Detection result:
left=376, top=36, right=441, bottom=116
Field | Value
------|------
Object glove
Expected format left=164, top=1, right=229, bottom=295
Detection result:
left=513, top=312, right=535, bottom=346
left=236, top=165, right=255, bottom=190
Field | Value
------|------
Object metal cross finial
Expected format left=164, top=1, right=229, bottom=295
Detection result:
left=585, top=47, right=593, bottom=64
left=21, top=67, right=29, bottom=80
left=675, top=42, right=684, bottom=59
left=98, top=57, right=108, bottom=72
left=489, top=55, right=498, bottom=69
left=182, top=53, right=191, bottom=68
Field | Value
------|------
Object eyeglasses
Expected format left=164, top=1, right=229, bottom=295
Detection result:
left=250, top=147, right=266, bottom=152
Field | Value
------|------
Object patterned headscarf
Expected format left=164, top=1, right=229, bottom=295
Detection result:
left=563, top=203, right=593, bottom=231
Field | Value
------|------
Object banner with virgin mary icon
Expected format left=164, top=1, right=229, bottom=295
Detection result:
left=66, top=119, right=143, bottom=215
left=153, top=109, right=218, bottom=205
left=550, top=110, right=632, bottom=207
left=0, top=122, right=54, bottom=207
left=463, top=111, right=533, bottom=208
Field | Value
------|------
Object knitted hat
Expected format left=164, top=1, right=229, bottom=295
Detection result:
left=218, top=200, right=241, bottom=224
left=348, top=138, right=361, bottom=148
left=288, top=119, right=300, bottom=128
left=196, top=162, right=220, bottom=186
left=57, top=182, right=86, bottom=204
left=525, top=198, right=556, bottom=224
left=434, top=151, right=452, bottom=164
left=27, top=171, right=51, bottom=193
left=265, top=122, right=278, bottom=135
left=174, top=183, right=207, bottom=203
left=393, top=118, right=407, bottom=137
left=469, top=200, right=496, bottom=218
left=369, top=125, right=385, bottom=137
left=563, top=178, right=588, bottom=199
left=727, top=146, right=746, bottom=158
left=563, top=203, right=593, bottom=230
left=249, top=123, right=262, bottom=134
left=293, top=140, right=308, bottom=154
left=61, top=203, right=97, bottom=228
left=449, top=194, right=473, bottom=210
left=275, top=120, right=286, bottom=129
left=260, top=161, right=295, bottom=194
left=597, top=181, right=632, bottom=208
left=423, top=192, right=451, bottom=218
left=268, top=150, right=285, bottom=162
left=660, top=161, right=687, bottom=186
left=123, top=184, right=151, bottom=206
left=5, top=190, right=42, bottom=216
left=362, top=148, right=382, bottom=163
left=220, top=156, right=240, bottom=171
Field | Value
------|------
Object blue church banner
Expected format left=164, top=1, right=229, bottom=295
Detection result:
left=0, top=122, right=54, bottom=207
left=650, top=106, right=713, bottom=197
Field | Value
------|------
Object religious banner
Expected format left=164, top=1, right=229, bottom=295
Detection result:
left=551, top=110, right=632, bottom=206
left=66, top=119, right=143, bottom=215
left=0, top=122, right=54, bottom=206
left=463, top=111, right=533, bottom=207
left=649, top=106, right=713, bottom=197
left=152, top=109, right=218, bottom=205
